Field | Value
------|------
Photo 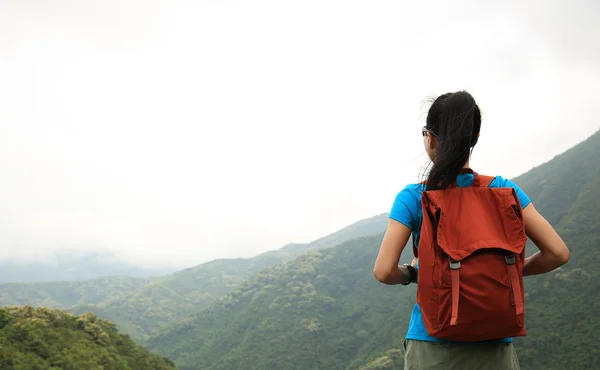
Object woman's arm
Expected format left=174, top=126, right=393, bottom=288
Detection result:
left=373, top=218, right=413, bottom=285
left=522, top=203, right=570, bottom=276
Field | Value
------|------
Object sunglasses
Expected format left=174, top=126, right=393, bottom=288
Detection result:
left=422, top=126, right=439, bottom=138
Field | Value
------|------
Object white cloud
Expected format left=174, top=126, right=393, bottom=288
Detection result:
left=0, top=0, right=598, bottom=268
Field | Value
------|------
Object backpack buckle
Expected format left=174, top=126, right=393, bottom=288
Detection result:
left=505, top=255, right=516, bottom=265
left=449, top=260, right=461, bottom=269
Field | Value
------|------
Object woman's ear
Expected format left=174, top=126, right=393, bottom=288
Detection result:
left=428, top=134, right=437, bottom=150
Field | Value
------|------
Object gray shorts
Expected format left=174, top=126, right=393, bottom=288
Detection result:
left=403, top=339, right=521, bottom=370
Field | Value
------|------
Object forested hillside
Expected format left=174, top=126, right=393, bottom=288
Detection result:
left=508, top=129, right=600, bottom=369
left=0, top=306, right=175, bottom=370
left=0, top=277, right=150, bottom=309
left=1, top=213, right=389, bottom=341
left=148, top=130, right=600, bottom=370
left=147, top=234, right=414, bottom=370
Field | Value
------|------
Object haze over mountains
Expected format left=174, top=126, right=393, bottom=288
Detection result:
left=1, top=213, right=390, bottom=340
left=0, top=251, right=174, bottom=283
left=2, top=129, right=599, bottom=370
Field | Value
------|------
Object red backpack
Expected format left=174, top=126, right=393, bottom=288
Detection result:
left=415, top=169, right=528, bottom=342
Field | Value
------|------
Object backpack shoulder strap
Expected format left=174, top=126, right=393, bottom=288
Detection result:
left=477, top=174, right=496, bottom=188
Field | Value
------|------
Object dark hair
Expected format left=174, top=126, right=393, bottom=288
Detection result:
left=424, top=91, right=481, bottom=191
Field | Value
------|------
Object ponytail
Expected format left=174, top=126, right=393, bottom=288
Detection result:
left=425, top=91, right=481, bottom=191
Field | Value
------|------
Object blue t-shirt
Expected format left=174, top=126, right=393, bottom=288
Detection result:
left=389, top=173, right=532, bottom=344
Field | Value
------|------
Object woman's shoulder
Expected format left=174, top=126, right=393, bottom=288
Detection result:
left=389, top=183, right=426, bottom=230
left=402, top=182, right=427, bottom=192
left=487, top=175, right=522, bottom=189
left=487, top=175, right=532, bottom=209
left=395, top=182, right=427, bottom=201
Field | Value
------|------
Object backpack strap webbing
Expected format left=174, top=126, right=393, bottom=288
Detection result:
left=478, top=175, right=496, bottom=188
left=506, top=255, right=525, bottom=316
left=450, top=260, right=461, bottom=326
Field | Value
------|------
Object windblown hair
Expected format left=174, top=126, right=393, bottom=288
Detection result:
left=424, top=91, right=481, bottom=191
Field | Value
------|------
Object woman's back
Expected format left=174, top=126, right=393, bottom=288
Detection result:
left=373, top=91, right=570, bottom=370
left=391, top=172, right=530, bottom=344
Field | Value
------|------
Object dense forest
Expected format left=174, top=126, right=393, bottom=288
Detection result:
left=1, top=130, right=598, bottom=369
left=0, top=306, right=175, bottom=369
left=146, top=130, right=600, bottom=370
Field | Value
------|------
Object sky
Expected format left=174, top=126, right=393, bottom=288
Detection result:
left=1, top=0, right=599, bottom=268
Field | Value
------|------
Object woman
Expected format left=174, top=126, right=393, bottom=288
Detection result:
left=373, top=91, right=570, bottom=370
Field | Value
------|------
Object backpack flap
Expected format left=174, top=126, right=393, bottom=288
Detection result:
left=426, top=186, right=527, bottom=260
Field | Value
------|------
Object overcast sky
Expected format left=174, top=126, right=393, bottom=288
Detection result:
left=1, top=0, right=599, bottom=268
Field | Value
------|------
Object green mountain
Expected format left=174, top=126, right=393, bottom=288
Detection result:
left=1, top=213, right=389, bottom=341
left=0, top=276, right=151, bottom=309
left=507, top=129, right=600, bottom=370
left=147, top=234, right=413, bottom=370
left=147, top=129, right=600, bottom=370
left=0, top=305, right=175, bottom=370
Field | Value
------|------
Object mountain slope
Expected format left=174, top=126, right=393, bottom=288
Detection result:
left=1, top=213, right=389, bottom=341
left=0, top=306, right=175, bottom=370
left=507, top=129, right=600, bottom=370
left=0, top=276, right=150, bottom=309
left=147, top=234, right=414, bottom=370
left=512, top=129, right=600, bottom=227
left=148, top=130, right=600, bottom=370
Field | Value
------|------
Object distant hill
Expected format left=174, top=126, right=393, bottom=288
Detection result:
left=0, top=251, right=173, bottom=283
left=147, top=130, right=600, bottom=370
left=1, top=213, right=390, bottom=340
left=0, top=306, right=175, bottom=369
